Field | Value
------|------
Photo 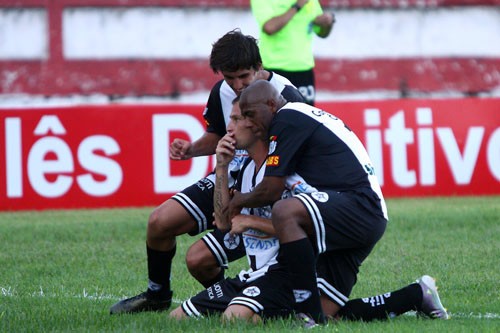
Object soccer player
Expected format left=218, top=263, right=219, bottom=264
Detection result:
left=109, top=29, right=304, bottom=314
left=230, top=80, right=449, bottom=324
left=169, top=99, right=302, bottom=322
left=182, top=96, right=449, bottom=325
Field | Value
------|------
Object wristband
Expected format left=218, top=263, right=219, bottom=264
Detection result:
left=291, top=3, right=302, bottom=11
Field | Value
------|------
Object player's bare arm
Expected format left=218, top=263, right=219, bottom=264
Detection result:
left=213, top=134, right=236, bottom=231
left=230, top=214, right=275, bottom=236
left=229, top=176, right=285, bottom=217
left=261, top=0, right=310, bottom=35
left=170, top=132, right=221, bottom=160
left=313, top=12, right=335, bottom=38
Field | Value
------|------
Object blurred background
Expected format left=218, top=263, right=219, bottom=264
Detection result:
left=1, top=0, right=499, bottom=106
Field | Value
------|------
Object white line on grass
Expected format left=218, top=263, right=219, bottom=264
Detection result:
left=2, top=286, right=499, bottom=320
left=403, top=310, right=500, bottom=319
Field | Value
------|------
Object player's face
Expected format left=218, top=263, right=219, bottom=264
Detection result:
left=227, top=103, right=257, bottom=150
left=240, top=101, right=274, bottom=141
left=221, top=68, right=258, bottom=96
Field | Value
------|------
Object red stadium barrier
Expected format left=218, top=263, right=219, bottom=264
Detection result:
left=1, top=98, right=499, bottom=211
left=1, top=1, right=499, bottom=97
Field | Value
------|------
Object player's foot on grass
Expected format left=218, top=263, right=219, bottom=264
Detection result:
left=295, top=312, right=319, bottom=329
left=416, top=275, right=449, bottom=319
left=110, top=290, right=172, bottom=314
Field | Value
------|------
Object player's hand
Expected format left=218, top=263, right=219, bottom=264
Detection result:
left=230, top=214, right=250, bottom=235
left=314, top=12, right=335, bottom=28
left=170, top=138, right=193, bottom=160
left=212, top=213, right=231, bottom=232
left=215, top=134, right=236, bottom=167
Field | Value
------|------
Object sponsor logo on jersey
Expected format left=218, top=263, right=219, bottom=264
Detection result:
left=266, top=155, right=279, bottom=166
left=196, top=178, right=214, bottom=191
left=311, top=191, right=329, bottom=203
left=223, top=232, right=240, bottom=250
left=243, top=286, right=261, bottom=297
left=293, top=289, right=312, bottom=303
left=268, top=136, right=277, bottom=154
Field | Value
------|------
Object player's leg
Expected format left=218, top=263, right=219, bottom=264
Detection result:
left=336, top=283, right=423, bottom=321
left=169, top=306, right=189, bottom=320
left=172, top=277, right=243, bottom=320
left=271, top=197, right=325, bottom=324
left=110, top=180, right=215, bottom=314
left=186, top=229, right=245, bottom=288
left=309, top=190, right=448, bottom=321
left=337, top=275, right=449, bottom=321
left=186, top=238, right=222, bottom=287
left=222, top=269, right=294, bottom=324
left=292, top=190, right=387, bottom=320
left=223, top=305, right=261, bottom=324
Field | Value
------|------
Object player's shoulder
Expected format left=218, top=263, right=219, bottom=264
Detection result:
left=276, top=103, right=322, bottom=124
left=206, top=79, right=237, bottom=111
left=268, top=72, right=305, bottom=103
left=209, top=79, right=225, bottom=95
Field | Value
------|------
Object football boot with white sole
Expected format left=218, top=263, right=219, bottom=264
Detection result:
left=416, top=275, right=450, bottom=320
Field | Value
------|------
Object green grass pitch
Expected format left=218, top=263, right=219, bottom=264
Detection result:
left=1, top=196, right=499, bottom=332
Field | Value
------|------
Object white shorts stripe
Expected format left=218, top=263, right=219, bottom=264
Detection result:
left=295, top=193, right=326, bottom=253
left=172, top=192, right=207, bottom=232
left=202, top=232, right=229, bottom=268
left=228, top=296, right=264, bottom=313
left=182, top=299, right=202, bottom=318
left=317, top=277, right=349, bottom=307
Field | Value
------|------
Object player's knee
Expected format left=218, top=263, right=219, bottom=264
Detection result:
left=185, top=242, right=207, bottom=273
left=223, top=305, right=260, bottom=323
left=272, top=199, right=298, bottom=227
left=169, top=306, right=188, bottom=320
left=185, top=240, right=217, bottom=277
left=147, top=200, right=188, bottom=237
left=147, top=206, right=168, bottom=235
left=321, top=295, right=342, bottom=319
left=272, top=199, right=313, bottom=239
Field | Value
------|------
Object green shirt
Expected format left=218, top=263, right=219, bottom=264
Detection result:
left=251, top=0, right=324, bottom=71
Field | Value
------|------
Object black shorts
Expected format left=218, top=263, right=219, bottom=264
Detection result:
left=202, top=229, right=246, bottom=269
left=294, top=189, right=387, bottom=307
left=265, top=68, right=315, bottom=106
left=181, top=268, right=294, bottom=320
left=171, top=176, right=216, bottom=235
left=172, top=177, right=246, bottom=266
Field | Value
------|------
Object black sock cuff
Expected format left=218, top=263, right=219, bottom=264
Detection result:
left=146, top=244, right=176, bottom=260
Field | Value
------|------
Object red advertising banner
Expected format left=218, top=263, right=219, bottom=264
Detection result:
left=1, top=98, right=499, bottom=211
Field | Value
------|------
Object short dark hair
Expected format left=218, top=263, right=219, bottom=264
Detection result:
left=210, top=29, right=262, bottom=73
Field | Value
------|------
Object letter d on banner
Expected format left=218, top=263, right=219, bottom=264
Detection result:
left=152, top=114, right=208, bottom=193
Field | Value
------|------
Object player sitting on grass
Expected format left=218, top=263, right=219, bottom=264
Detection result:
left=169, top=98, right=449, bottom=325
left=109, top=29, right=304, bottom=315
left=169, top=99, right=306, bottom=322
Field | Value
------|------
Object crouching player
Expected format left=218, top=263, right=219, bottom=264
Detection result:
left=168, top=100, right=311, bottom=322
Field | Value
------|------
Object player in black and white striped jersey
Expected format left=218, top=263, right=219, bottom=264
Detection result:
left=109, top=29, right=305, bottom=315
left=169, top=97, right=313, bottom=321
